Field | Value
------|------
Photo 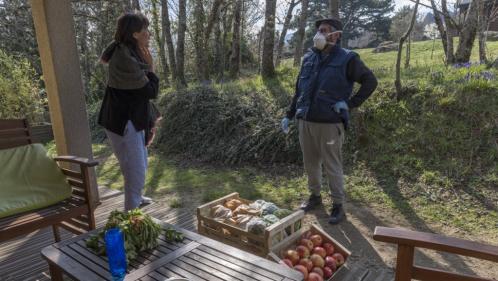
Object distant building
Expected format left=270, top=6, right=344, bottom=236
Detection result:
left=457, top=0, right=498, bottom=31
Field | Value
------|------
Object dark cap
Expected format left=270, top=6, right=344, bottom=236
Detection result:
left=315, top=18, right=343, bottom=31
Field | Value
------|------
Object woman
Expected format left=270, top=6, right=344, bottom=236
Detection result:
left=98, top=13, right=160, bottom=211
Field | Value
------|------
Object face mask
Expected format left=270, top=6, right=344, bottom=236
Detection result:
left=313, top=31, right=343, bottom=50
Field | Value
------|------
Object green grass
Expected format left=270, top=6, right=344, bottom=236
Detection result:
left=54, top=38, right=498, bottom=242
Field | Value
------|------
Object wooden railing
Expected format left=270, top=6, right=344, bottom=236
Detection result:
left=373, top=227, right=498, bottom=281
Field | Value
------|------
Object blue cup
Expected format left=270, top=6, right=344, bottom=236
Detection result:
left=105, top=228, right=127, bottom=281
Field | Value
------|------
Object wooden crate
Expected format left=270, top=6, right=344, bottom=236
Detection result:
left=197, top=192, right=305, bottom=257
left=268, top=224, right=352, bottom=280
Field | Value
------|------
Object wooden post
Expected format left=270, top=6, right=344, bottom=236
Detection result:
left=30, top=0, right=99, bottom=204
left=395, top=244, right=414, bottom=281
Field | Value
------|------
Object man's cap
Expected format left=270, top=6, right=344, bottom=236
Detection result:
left=315, top=18, right=343, bottom=31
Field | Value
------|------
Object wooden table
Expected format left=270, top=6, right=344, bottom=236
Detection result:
left=41, top=220, right=303, bottom=281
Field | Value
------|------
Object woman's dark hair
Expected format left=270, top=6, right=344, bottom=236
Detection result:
left=114, top=13, right=149, bottom=47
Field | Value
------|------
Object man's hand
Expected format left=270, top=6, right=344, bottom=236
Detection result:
left=333, top=101, right=349, bottom=113
left=281, top=117, right=290, bottom=134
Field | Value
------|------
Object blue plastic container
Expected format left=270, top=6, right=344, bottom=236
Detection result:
left=104, top=228, right=127, bottom=281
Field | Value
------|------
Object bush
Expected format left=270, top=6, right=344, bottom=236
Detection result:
left=0, top=49, right=44, bottom=123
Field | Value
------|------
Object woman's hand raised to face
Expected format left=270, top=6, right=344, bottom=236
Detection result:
left=140, top=46, right=154, bottom=73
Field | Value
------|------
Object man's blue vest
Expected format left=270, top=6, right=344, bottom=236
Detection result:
left=295, top=46, right=357, bottom=124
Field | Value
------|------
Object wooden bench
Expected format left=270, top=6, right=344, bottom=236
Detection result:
left=374, top=226, right=498, bottom=281
left=0, top=119, right=98, bottom=242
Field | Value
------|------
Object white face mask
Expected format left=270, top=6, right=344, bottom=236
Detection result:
left=313, top=31, right=342, bottom=50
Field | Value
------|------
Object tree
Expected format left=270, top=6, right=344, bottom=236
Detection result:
left=329, top=0, right=339, bottom=18
left=293, top=0, right=309, bottom=66
left=161, top=0, right=177, bottom=81
left=389, top=5, right=424, bottom=42
left=395, top=0, right=419, bottom=97
left=455, top=0, right=478, bottom=63
left=193, top=0, right=208, bottom=82
left=176, top=0, right=188, bottom=87
left=261, top=0, right=277, bottom=78
left=151, top=0, right=169, bottom=84
left=229, top=0, right=243, bottom=79
left=276, top=0, right=299, bottom=66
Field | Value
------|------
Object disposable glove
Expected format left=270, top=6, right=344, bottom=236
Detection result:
left=281, top=117, right=290, bottom=134
left=333, top=101, right=349, bottom=113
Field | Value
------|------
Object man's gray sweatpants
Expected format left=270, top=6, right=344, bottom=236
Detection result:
left=298, top=119, right=345, bottom=204
left=106, top=120, right=148, bottom=211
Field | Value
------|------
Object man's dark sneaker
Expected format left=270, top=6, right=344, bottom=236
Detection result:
left=328, top=204, right=346, bottom=224
left=300, top=194, right=322, bottom=212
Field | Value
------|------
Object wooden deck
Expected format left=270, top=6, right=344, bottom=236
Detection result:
left=0, top=187, right=394, bottom=281
left=0, top=187, right=197, bottom=281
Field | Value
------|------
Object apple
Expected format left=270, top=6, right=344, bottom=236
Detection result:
left=296, top=245, right=310, bottom=258
left=323, top=243, right=335, bottom=256
left=308, top=272, right=324, bottom=281
left=325, top=256, right=337, bottom=270
left=293, top=265, right=308, bottom=279
left=299, top=258, right=313, bottom=271
left=312, top=267, right=324, bottom=277
left=310, top=234, right=323, bottom=247
left=300, top=239, right=314, bottom=251
left=309, top=254, right=325, bottom=268
left=280, top=259, right=293, bottom=268
left=332, top=253, right=345, bottom=266
left=323, top=266, right=333, bottom=278
left=313, top=247, right=326, bottom=258
left=285, top=249, right=300, bottom=265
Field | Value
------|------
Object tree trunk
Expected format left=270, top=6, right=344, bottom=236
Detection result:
left=477, top=0, right=488, bottom=62
left=132, top=0, right=140, bottom=11
left=455, top=0, right=478, bottom=63
left=293, top=0, right=309, bottom=67
left=441, top=0, right=455, bottom=64
left=395, top=0, right=419, bottom=97
left=258, top=27, right=264, bottom=74
left=276, top=0, right=298, bottom=66
left=261, top=0, right=277, bottom=79
left=430, top=0, right=448, bottom=61
left=193, top=0, right=209, bottom=82
left=405, top=35, right=411, bottom=68
left=176, top=0, right=188, bottom=87
left=214, top=16, right=224, bottom=82
left=161, top=0, right=177, bottom=81
left=229, top=0, right=243, bottom=79
left=151, top=0, right=169, bottom=84
left=329, top=0, right=340, bottom=19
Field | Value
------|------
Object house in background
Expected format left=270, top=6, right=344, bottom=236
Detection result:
left=457, top=0, right=498, bottom=31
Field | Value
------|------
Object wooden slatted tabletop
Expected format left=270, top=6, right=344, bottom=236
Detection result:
left=41, top=220, right=304, bottom=281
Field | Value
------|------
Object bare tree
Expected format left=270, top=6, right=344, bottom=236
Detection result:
left=161, top=0, right=177, bottom=81
left=176, top=0, right=188, bottom=87
left=395, top=0, right=419, bottom=97
left=441, top=0, right=455, bottom=64
left=193, top=0, right=208, bottom=82
left=430, top=0, right=448, bottom=59
left=329, top=0, right=340, bottom=18
left=229, top=0, right=243, bottom=79
left=293, top=0, right=309, bottom=67
left=151, top=0, right=169, bottom=84
left=261, top=0, right=277, bottom=78
left=276, top=0, right=299, bottom=66
left=455, top=0, right=478, bottom=63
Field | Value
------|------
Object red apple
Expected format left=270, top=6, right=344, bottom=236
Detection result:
left=325, top=256, right=337, bottom=270
left=323, top=243, right=335, bottom=256
left=312, top=267, right=324, bottom=277
left=299, top=258, right=313, bottom=271
left=323, top=266, right=333, bottom=278
left=313, top=247, right=326, bottom=258
left=280, top=259, right=293, bottom=268
left=293, top=265, right=308, bottom=279
left=309, top=254, right=325, bottom=268
left=332, top=253, right=345, bottom=266
left=285, top=249, right=300, bottom=265
left=300, top=239, right=314, bottom=251
left=308, top=272, right=324, bottom=281
left=310, top=234, right=323, bottom=247
left=296, top=245, right=310, bottom=258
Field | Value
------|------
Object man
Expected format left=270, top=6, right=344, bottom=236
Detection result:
left=282, top=18, right=377, bottom=224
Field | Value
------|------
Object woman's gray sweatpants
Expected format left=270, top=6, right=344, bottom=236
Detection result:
left=105, top=121, right=148, bottom=211
left=298, top=119, right=345, bottom=204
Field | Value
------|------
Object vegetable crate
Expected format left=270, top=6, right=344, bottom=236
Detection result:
left=196, top=192, right=304, bottom=257
left=268, top=224, right=351, bottom=280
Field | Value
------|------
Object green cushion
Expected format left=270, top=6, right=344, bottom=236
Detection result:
left=0, top=143, right=72, bottom=218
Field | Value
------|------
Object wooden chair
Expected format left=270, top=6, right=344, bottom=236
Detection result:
left=374, top=226, right=498, bottom=281
left=0, top=119, right=98, bottom=242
